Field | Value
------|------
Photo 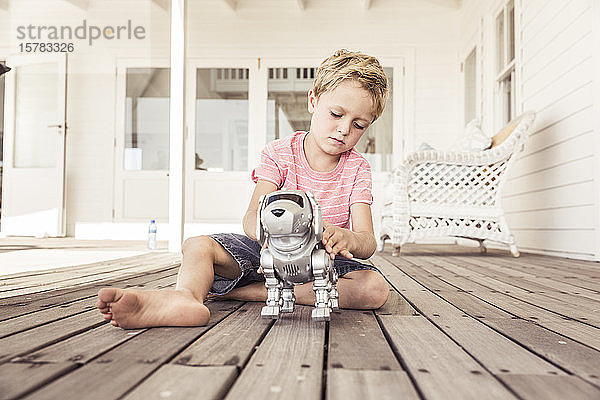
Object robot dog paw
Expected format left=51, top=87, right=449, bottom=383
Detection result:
left=330, top=298, right=339, bottom=311
left=281, top=301, right=295, bottom=313
left=261, top=305, right=281, bottom=319
left=311, top=307, right=331, bottom=321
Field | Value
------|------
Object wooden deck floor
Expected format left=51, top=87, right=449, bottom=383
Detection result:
left=1, top=245, right=599, bottom=400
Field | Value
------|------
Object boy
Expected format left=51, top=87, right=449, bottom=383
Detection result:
left=97, top=49, right=390, bottom=328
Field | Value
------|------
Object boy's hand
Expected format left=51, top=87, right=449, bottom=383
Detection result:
left=322, top=221, right=354, bottom=260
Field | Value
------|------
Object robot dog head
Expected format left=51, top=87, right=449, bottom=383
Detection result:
left=260, top=190, right=314, bottom=251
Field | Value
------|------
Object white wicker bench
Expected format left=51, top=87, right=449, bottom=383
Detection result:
left=379, top=111, right=536, bottom=257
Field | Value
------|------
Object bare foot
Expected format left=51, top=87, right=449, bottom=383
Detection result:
left=96, top=288, right=210, bottom=329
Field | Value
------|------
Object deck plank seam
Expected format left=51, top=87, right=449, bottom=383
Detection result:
left=373, top=311, right=427, bottom=400
left=377, top=254, right=531, bottom=400
left=381, top=252, right=600, bottom=389
left=0, top=272, right=178, bottom=335
left=420, top=255, right=600, bottom=331
left=446, top=254, right=600, bottom=304
left=0, top=261, right=182, bottom=296
left=0, top=268, right=179, bottom=322
left=114, top=300, right=247, bottom=400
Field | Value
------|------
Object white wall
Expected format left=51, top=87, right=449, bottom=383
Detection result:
left=187, top=0, right=461, bottom=151
left=2, top=0, right=461, bottom=239
left=459, top=0, right=599, bottom=260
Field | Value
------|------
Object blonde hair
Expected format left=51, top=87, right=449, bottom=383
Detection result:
left=313, top=49, right=389, bottom=121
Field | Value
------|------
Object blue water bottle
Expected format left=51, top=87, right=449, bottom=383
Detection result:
left=148, top=219, right=157, bottom=250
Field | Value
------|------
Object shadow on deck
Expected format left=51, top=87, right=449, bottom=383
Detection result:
left=1, top=244, right=599, bottom=399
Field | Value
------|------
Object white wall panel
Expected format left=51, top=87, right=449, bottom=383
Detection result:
left=502, top=181, right=595, bottom=211
left=511, top=131, right=594, bottom=178
left=507, top=205, right=595, bottom=230
left=512, top=229, right=596, bottom=258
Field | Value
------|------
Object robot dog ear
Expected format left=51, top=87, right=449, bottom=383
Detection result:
left=0, top=64, right=11, bottom=76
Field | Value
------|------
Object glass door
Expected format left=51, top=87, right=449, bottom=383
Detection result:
left=184, top=60, right=255, bottom=234
left=1, top=53, right=67, bottom=237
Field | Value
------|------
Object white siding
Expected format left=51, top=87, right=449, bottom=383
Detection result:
left=509, top=0, right=596, bottom=259
left=458, top=0, right=599, bottom=260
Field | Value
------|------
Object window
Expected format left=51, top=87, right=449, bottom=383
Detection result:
left=265, top=65, right=394, bottom=173
left=267, top=67, right=313, bottom=142
left=495, top=0, right=516, bottom=128
left=463, top=48, right=477, bottom=125
left=355, top=67, right=394, bottom=172
left=124, top=68, right=170, bottom=170
left=195, top=68, right=249, bottom=171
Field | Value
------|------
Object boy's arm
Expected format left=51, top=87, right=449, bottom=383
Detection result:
left=322, top=203, right=377, bottom=260
left=243, top=180, right=278, bottom=241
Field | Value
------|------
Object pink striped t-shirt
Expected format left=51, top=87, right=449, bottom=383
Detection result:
left=251, top=131, right=373, bottom=229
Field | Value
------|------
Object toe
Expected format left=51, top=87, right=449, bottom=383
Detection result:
left=96, top=299, right=107, bottom=309
left=98, top=287, right=123, bottom=303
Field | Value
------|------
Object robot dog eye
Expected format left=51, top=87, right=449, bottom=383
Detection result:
left=266, top=193, right=304, bottom=208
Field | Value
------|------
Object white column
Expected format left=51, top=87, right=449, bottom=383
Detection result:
left=169, top=0, right=186, bottom=252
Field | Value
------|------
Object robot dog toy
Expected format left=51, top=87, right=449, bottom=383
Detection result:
left=257, top=189, right=339, bottom=321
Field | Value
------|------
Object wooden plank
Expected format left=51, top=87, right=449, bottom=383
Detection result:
left=479, top=249, right=600, bottom=280
left=453, top=257, right=600, bottom=302
left=0, top=254, right=180, bottom=298
left=327, top=369, right=420, bottom=400
left=398, top=254, right=600, bottom=351
left=375, top=288, right=420, bottom=317
left=224, top=306, right=325, bottom=400
left=173, top=302, right=272, bottom=368
left=328, top=309, right=401, bottom=371
left=499, top=374, right=600, bottom=400
left=449, top=255, right=600, bottom=304
left=22, top=324, right=145, bottom=364
left=379, top=315, right=518, bottom=399
left=23, top=300, right=242, bottom=400
left=0, top=362, right=76, bottom=400
left=373, top=254, right=564, bottom=376
left=0, top=275, right=176, bottom=338
left=487, top=317, right=600, bottom=387
left=379, top=253, right=600, bottom=387
left=0, top=267, right=177, bottom=321
left=0, top=310, right=105, bottom=363
left=425, top=256, right=600, bottom=326
left=122, top=364, right=237, bottom=400
left=0, top=253, right=176, bottom=290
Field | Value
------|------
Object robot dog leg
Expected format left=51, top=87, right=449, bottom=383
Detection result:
left=311, top=249, right=334, bottom=321
left=261, top=250, right=282, bottom=319
left=329, top=268, right=339, bottom=311
left=281, top=282, right=295, bottom=313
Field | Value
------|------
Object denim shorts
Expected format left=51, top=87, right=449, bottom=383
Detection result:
left=208, top=232, right=381, bottom=295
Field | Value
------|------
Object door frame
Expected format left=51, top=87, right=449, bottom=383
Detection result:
left=1, top=53, right=68, bottom=237
left=113, top=58, right=170, bottom=222
left=183, top=57, right=257, bottom=229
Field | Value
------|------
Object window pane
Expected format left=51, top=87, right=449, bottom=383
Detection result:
left=195, top=68, right=249, bottom=171
left=464, top=49, right=477, bottom=125
left=508, top=1, right=515, bottom=63
left=501, top=75, right=512, bottom=126
left=496, top=10, right=505, bottom=73
left=124, top=68, right=170, bottom=170
left=267, top=67, right=312, bottom=142
left=355, top=67, right=394, bottom=173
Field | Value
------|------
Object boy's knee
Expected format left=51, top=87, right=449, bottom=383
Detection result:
left=353, top=270, right=389, bottom=309
left=182, top=235, right=216, bottom=258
